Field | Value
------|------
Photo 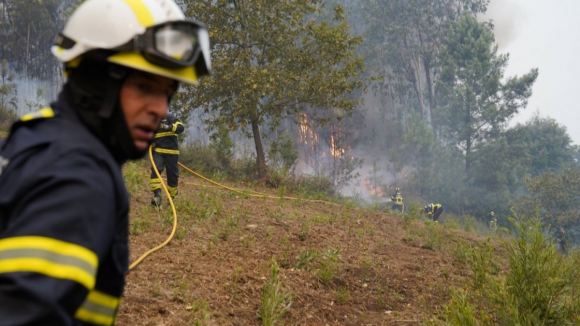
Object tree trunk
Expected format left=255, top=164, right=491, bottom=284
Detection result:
left=25, top=22, right=30, bottom=78
left=465, top=142, right=472, bottom=178
left=411, top=53, right=426, bottom=121
left=424, top=58, right=436, bottom=130
left=403, top=37, right=426, bottom=121
left=465, top=108, right=472, bottom=179
left=251, top=117, right=267, bottom=179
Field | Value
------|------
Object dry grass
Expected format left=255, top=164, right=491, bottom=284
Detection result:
left=118, top=161, right=502, bottom=325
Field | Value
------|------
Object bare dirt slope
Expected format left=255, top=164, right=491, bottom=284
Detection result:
left=117, top=162, right=496, bottom=326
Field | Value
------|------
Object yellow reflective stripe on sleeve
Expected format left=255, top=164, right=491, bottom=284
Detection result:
left=20, top=108, right=55, bottom=122
left=122, top=0, right=155, bottom=27
left=172, top=122, right=183, bottom=133
left=75, top=290, right=121, bottom=326
left=154, top=131, right=177, bottom=138
left=65, top=56, right=83, bottom=69
left=0, top=236, right=97, bottom=289
left=154, top=148, right=179, bottom=155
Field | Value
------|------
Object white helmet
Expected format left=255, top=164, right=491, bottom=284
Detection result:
left=52, top=0, right=211, bottom=84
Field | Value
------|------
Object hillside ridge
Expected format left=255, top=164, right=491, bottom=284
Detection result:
left=119, top=161, right=496, bottom=326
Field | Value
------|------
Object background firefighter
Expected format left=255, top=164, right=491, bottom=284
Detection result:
left=150, top=113, right=184, bottom=207
left=424, top=203, right=444, bottom=222
left=556, top=227, right=569, bottom=256
left=391, top=187, right=404, bottom=212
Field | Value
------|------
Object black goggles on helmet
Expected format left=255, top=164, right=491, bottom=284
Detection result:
left=115, top=19, right=210, bottom=70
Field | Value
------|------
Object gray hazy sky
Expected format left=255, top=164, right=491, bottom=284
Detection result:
left=486, top=0, right=580, bottom=144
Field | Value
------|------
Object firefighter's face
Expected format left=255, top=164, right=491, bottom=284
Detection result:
left=119, top=71, right=175, bottom=151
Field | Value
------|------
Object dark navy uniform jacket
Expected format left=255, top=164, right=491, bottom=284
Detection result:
left=0, top=96, right=129, bottom=325
left=152, top=113, right=183, bottom=155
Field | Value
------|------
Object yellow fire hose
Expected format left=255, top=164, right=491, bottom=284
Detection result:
left=129, top=146, right=178, bottom=270
left=129, top=147, right=401, bottom=269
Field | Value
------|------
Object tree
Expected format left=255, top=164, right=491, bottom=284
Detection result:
left=210, top=123, right=234, bottom=170
left=393, top=112, right=436, bottom=196
left=268, top=130, right=298, bottom=174
left=294, top=112, right=363, bottom=189
left=436, top=14, right=538, bottom=179
left=506, top=113, right=578, bottom=177
left=181, top=0, right=366, bottom=179
left=0, top=0, right=63, bottom=79
left=398, top=112, right=436, bottom=171
left=361, top=0, right=489, bottom=126
left=462, top=134, right=528, bottom=219
left=463, top=114, right=578, bottom=220
left=0, top=59, right=17, bottom=114
left=511, top=166, right=580, bottom=245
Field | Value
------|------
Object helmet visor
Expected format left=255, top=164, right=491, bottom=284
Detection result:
left=115, top=19, right=210, bottom=71
left=155, top=26, right=195, bottom=60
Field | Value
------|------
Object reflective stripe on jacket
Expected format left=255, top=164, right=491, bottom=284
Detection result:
left=152, top=113, right=184, bottom=154
left=0, top=98, right=129, bottom=325
left=428, top=204, right=442, bottom=215
left=391, top=192, right=403, bottom=205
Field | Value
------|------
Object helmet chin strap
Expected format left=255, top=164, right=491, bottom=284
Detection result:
left=109, top=102, right=148, bottom=160
left=64, top=52, right=148, bottom=161
left=98, top=64, right=128, bottom=119
left=100, top=64, right=149, bottom=160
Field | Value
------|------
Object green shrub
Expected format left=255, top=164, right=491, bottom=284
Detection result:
left=0, top=59, right=18, bottom=134
left=440, top=287, right=478, bottom=326
left=423, top=219, right=443, bottom=250
left=179, top=139, right=340, bottom=200
left=432, top=212, right=580, bottom=325
left=468, top=239, right=498, bottom=289
left=298, top=220, right=311, bottom=241
left=403, top=202, right=423, bottom=228
left=210, top=124, right=234, bottom=169
left=452, top=242, right=471, bottom=265
left=444, top=217, right=460, bottom=230
left=0, top=106, right=17, bottom=135
left=295, top=249, right=318, bottom=271
left=179, top=140, right=223, bottom=176
left=130, top=218, right=151, bottom=235
left=122, top=161, right=143, bottom=195
left=463, top=214, right=475, bottom=233
left=335, top=286, right=350, bottom=304
left=499, top=214, right=580, bottom=325
left=268, top=130, right=299, bottom=174
left=259, top=260, right=293, bottom=326
left=314, top=249, right=340, bottom=283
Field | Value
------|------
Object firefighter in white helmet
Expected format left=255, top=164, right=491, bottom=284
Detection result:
left=0, top=0, right=210, bottom=324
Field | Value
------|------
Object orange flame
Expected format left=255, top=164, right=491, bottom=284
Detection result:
left=364, top=179, right=386, bottom=197
left=296, top=114, right=353, bottom=176
left=298, top=114, right=318, bottom=147
left=330, top=134, right=345, bottom=158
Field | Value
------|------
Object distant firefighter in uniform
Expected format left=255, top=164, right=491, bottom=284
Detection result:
left=489, top=211, right=497, bottom=230
left=424, top=203, right=443, bottom=221
left=556, top=227, right=569, bottom=256
left=150, top=113, right=184, bottom=207
left=391, top=187, right=404, bottom=212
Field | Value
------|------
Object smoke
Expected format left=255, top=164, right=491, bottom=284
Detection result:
left=13, top=77, right=60, bottom=115
left=334, top=89, right=401, bottom=203
left=479, top=0, right=526, bottom=50
left=338, top=147, right=393, bottom=201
